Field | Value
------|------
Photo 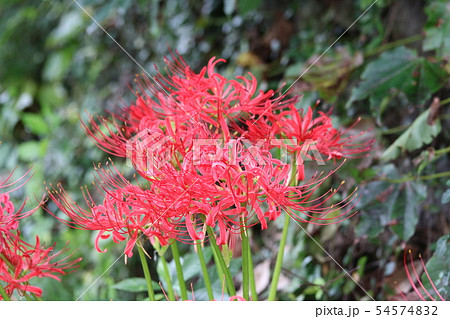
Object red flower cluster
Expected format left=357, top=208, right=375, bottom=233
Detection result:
left=48, top=54, right=373, bottom=257
left=0, top=171, right=81, bottom=300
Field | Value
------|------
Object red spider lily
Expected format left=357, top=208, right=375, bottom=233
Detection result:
left=402, top=249, right=445, bottom=301
left=46, top=160, right=224, bottom=253
left=0, top=170, right=37, bottom=243
left=147, top=54, right=281, bottom=140
left=192, top=139, right=357, bottom=224
left=152, top=139, right=357, bottom=244
left=278, top=104, right=374, bottom=160
left=45, top=175, right=186, bottom=258
left=0, top=237, right=81, bottom=299
left=81, top=53, right=372, bottom=186
left=81, top=54, right=296, bottom=160
left=47, top=53, right=370, bottom=259
left=0, top=169, right=81, bottom=300
left=47, top=138, right=357, bottom=256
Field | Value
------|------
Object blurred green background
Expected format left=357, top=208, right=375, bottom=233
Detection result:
left=0, top=0, right=449, bottom=300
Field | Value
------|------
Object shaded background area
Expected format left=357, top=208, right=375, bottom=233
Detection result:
left=0, top=0, right=449, bottom=300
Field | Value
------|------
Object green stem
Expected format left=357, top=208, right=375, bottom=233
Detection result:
left=240, top=219, right=250, bottom=301
left=170, top=242, right=188, bottom=300
left=365, top=34, right=424, bottom=57
left=381, top=124, right=409, bottom=135
left=137, top=244, right=155, bottom=301
left=0, top=253, right=13, bottom=270
left=160, top=255, right=175, bottom=301
left=419, top=170, right=450, bottom=180
left=440, top=96, right=450, bottom=106
left=207, top=226, right=236, bottom=296
left=247, top=230, right=258, bottom=301
left=211, top=243, right=227, bottom=295
left=31, top=293, right=42, bottom=301
left=435, top=146, right=450, bottom=156
left=0, top=283, right=10, bottom=301
left=23, top=293, right=33, bottom=301
left=267, top=213, right=290, bottom=301
left=196, top=241, right=214, bottom=300
left=200, top=215, right=227, bottom=296
left=268, top=154, right=297, bottom=301
left=382, top=170, right=450, bottom=183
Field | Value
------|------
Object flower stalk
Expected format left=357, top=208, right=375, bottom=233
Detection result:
left=170, top=241, right=188, bottom=300
left=137, top=244, right=155, bottom=301
left=207, top=226, right=236, bottom=296
left=160, top=254, right=175, bottom=301
left=240, top=218, right=250, bottom=301
left=196, top=241, right=214, bottom=300
left=0, top=284, right=10, bottom=301
left=267, top=212, right=290, bottom=300
left=247, top=233, right=258, bottom=301
left=268, top=154, right=297, bottom=301
left=211, top=242, right=228, bottom=295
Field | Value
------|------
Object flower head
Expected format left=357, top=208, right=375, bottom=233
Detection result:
left=0, top=237, right=81, bottom=299
left=46, top=164, right=186, bottom=258
left=0, top=170, right=37, bottom=246
left=0, top=169, right=81, bottom=300
left=48, top=53, right=372, bottom=257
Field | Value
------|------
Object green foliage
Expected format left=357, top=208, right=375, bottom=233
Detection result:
left=422, top=234, right=450, bottom=300
left=389, top=181, right=427, bottom=241
left=356, top=164, right=428, bottom=242
left=181, top=248, right=213, bottom=280
left=112, top=277, right=160, bottom=292
left=348, top=47, right=446, bottom=120
left=381, top=108, right=441, bottom=161
left=423, top=1, right=450, bottom=58
left=442, top=180, right=450, bottom=204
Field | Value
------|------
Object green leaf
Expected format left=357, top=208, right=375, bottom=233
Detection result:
left=0, top=142, right=18, bottom=169
left=348, top=47, right=418, bottom=107
left=355, top=165, right=402, bottom=240
left=221, top=243, right=233, bottom=267
left=303, top=278, right=325, bottom=295
left=421, top=234, right=450, bottom=300
left=238, top=0, right=262, bottom=15
left=42, top=49, right=74, bottom=82
left=181, top=247, right=212, bottom=281
left=357, top=256, right=368, bottom=278
left=423, top=1, right=450, bottom=59
left=414, top=59, right=448, bottom=103
left=355, top=167, right=426, bottom=242
left=47, top=11, right=85, bottom=47
left=38, top=84, right=66, bottom=110
left=223, top=0, right=236, bottom=15
left=442, top=189, right=450, bottom=204
left=112, top=277, right=159, bottom=292
left=21, top=113, right=50, bottom=135
left=348, top=47, right=446, bottom=119
left=390, top=182, right=427, bottom=241
left=356, top=188, right=400, bottom=240
left=17, top=140, right=47, bottom=162
left=93, top=0, right=132, bottom=23
left=381, top=108, right=441, bottom=161
left=301, top=49, right=364, bottom=101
